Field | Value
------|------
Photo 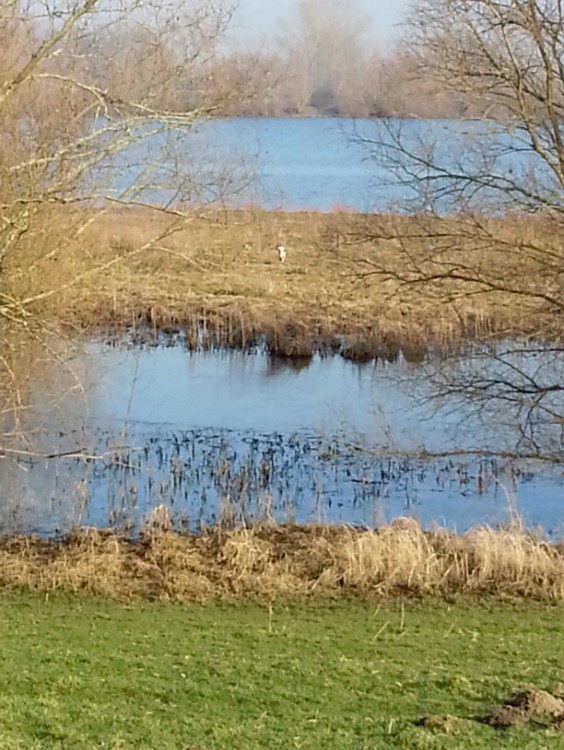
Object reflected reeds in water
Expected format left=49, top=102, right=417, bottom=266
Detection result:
left=0, top=339, right=562, bottom=537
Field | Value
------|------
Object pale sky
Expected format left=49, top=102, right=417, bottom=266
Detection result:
left=232, top=0, right=409, bottom=49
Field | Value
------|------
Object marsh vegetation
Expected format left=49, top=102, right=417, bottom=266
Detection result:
left=0, top=0, right=562, bottom=584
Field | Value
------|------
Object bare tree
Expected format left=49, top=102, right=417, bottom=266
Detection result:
left=0, top=0, right=250, bottom=449
left=335, top=0, right=564, bottom=462
left=275, top=0, right=375, bottom=115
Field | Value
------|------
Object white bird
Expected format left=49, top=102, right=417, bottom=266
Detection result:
left=277, top=244, right=286, bottom=263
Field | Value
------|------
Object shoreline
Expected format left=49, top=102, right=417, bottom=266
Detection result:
left=12, top=207, right=559, bottom=352
left=2, top=521, right=563, bottom=602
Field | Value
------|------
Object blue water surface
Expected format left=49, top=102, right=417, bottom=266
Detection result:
left=2, top=344, right=562, bottom=537
left=104, top=117, right=557, bottom=213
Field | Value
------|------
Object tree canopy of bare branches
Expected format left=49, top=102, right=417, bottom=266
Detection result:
left=0, top=0, right=243, bottom=316
left=0, top=0, right=249, bottom=442
left=340, top=0, right=564, bottom=462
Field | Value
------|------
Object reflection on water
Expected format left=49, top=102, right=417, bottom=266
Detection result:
left=0, top=341, right=562, bottom=536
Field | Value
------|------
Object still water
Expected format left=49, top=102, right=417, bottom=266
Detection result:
left=111, top=117, right=551, bottom=213
left=2, top=341, right=562, bottom=536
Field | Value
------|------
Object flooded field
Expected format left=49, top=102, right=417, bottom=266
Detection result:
left=1, top=338, right=562, bottom=537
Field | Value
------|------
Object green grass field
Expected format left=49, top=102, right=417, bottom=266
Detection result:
left=1, top=592, right=563, bottom=749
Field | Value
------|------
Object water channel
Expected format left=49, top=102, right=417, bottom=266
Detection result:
left=1, top=338, right=562, bottom=537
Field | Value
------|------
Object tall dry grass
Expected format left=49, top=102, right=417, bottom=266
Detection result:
left=1, top=521, right=563, bottom=601
left=8, top=206, right=562, bottom=353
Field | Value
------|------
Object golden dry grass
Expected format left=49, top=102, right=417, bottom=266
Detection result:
left=1, top=522, right=563, bottom=602
left=7, top=206, right=562, bottom=352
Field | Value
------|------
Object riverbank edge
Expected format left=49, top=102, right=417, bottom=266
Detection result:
left=14, top=207, right=561, bottom=358
left=2, top=521, right=563, bottom=602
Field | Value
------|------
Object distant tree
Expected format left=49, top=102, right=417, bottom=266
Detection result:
left=371, top=43, right=471, bottom=118
left=204, top=50, right=286, bottom=116
left=275, top=0, right=375, bottom=115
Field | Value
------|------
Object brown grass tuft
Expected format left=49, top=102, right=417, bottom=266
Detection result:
left=8, top=206, right=562, bottom=352
left=0, top=522, right=563, bottom=601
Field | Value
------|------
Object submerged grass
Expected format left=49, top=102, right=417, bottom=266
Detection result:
left=1, top=590, right=563, bottom=748
left=10, top=207, right=562, bottom=354
left=2, top=521, right=564, bottom=602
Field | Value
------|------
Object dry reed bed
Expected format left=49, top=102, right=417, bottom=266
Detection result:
left=10, top=207, right=562, bottom=351
left=1, top=522, right=563, bottom=601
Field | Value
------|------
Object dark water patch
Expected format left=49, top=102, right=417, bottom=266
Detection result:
left=341, top=338, right=376, bottom=364
left=264, top=323, right=315, bottom=361
left=401, top=339, right=428, bottom=365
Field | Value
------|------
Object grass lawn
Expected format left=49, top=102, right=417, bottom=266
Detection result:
left=0, top=592, right=563, bottom=749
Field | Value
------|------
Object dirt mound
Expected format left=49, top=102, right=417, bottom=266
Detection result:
left=419, top=689, right=564, bottom=733
left=486, top=689, right=564, bottom=729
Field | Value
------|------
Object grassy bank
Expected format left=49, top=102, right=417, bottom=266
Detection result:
left=1, top=591, right=563, bottom=748
left=9, top=207, right=561, bottom=355
left=3, top=523, right=564, bottom=602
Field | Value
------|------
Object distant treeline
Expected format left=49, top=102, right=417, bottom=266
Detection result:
left=28, top=0, right=498, bottom=120
left=204, top=46, right=492, bottom=119
left=189, top=0, right=501, bottom=120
